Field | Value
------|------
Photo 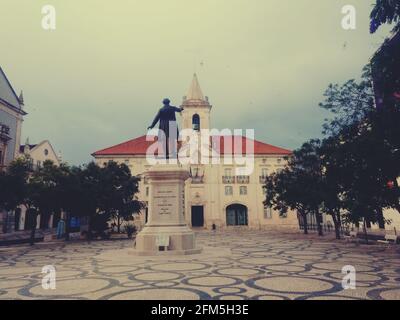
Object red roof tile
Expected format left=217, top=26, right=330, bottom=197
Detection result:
left=92, top=135, right=292, bottom=156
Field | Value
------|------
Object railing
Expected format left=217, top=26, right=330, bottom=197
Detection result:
left=222, top=176, right=235, bottom=184
left=0, top=124, right=10, bottom=135
left=191, top=176, right=204, bottom=184
left=298, top=221, right=350, bottom=235
left=236, top=175, right=250, bottom=184
left=0, top=124, right=11, bottom=141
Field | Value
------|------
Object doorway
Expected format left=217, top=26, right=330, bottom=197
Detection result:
left=191, top=206, right=204, bottom=227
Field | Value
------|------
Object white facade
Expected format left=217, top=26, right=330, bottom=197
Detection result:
left=15, top=140, right=61, bottom=231
left=93, top=75, right=299, bottom=230
left=19, top=139, right=61, bottom=169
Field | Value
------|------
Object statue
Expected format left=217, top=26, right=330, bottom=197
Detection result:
left=148, top=98, right=183, bottom=159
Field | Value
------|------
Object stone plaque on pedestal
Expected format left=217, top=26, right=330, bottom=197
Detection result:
left=134, top=164, right=202, bottom=255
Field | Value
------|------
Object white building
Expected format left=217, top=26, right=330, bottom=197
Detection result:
left=19, top=139, right=61, bottom=169
left=93, top=74, right=298, bottom=230
left=0, top=67, right=26, bottom=233
left=15, top=139, right=61, bottom=231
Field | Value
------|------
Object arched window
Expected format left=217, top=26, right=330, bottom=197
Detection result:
left=192, top=114, right=200, bottom=131
left=226, top=204, right=248, bottom=226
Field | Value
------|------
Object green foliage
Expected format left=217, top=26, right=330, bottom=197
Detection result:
left=319, top=66, right=375, bottom=136
left=265, top=140, right=326, bottom=236
left=370, top=0, right=400, bottom=33
left=265, top=67, right=400, bottom=237
left=0, top=157, right=30, bottom=211
left=0, top=159, right=143, bottom=240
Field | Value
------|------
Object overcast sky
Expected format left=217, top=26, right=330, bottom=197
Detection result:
left=0, top=0, right=392, bottom=164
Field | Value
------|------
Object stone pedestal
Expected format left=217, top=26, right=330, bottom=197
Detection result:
left=134, top=164, right=202, bottom=256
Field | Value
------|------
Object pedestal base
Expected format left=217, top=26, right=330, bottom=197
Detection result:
left=134, top=225, right=202, bottom=256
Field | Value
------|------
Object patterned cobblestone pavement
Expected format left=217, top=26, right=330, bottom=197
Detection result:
left=0, top=230, right=399, bottom=300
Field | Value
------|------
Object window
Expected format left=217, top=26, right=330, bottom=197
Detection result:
left=239, top=186, right=247, bottom=195
left=192, top=114, right=200, bottom=131
left=261, top=168, right=268, bottom=177
left=192, top=167, right=199, bottom=177
left=225, top=186, right=233, bottom=196
left=280, top=212, right=288, bottom=219
left=146, top=187, right=149, bottom=197
left=264, top=206, right=272, bottom=219
left=37, top=160, right=42, bottom=168
left=44, top=149, right=49, bottom=156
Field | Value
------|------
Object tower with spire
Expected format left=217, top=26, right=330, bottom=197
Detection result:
left=181, top=74, right=212, bottom=131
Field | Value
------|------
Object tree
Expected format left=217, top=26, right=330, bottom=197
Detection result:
left=265, top=140, right=326, bottom=236
left=60, top=161, right=143, bottom=240
left=319, top=66, right=375, bottom=136
left=5, top=158, right=40, bottom=245
left=318, top=105, right=400, bottom=239
left=318, top=138, right=344, bottom=239
left=96, top=161, right=143, bottom=233
left=370, top=0, right=400, bottom=33
left=265, top=168, right=310, bottom=235
left=0, top=158, right=29, bottom=213
left=319, top=65, right=400, bottom=231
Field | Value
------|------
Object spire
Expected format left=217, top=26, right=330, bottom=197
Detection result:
left=24, top=137, right=30, bottom=154
left=186, top=73, right=205, bottom=101
left=18, top=90, right=24, bottom=106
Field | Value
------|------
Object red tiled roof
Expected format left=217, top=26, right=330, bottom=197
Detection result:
left=92, top=135, right=292, bottom=156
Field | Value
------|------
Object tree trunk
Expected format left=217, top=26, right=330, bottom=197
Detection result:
left=29, top=210, right=37, bottom=246
left=363, top=219, right=369, bottom=244
left=316, top=210, right=323, bottom=236
left=332, top=211, right=341, bottom=240
left=87, top=215, right=92, bottom=241
left=302, top=212, right=308, bottom=235
left=376, top=208, right=385, bottom=229
left=117, top=214, right=120, bottom=233
left=65, top=212, right=71, bottom=241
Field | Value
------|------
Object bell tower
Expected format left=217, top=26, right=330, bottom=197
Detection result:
left=181, top=74, right=212, bottom=131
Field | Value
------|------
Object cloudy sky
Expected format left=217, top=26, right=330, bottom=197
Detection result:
left=0, top=0, right=392, bottom=164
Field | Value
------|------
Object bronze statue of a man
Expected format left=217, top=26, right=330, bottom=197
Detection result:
left=148, top=98, right=183, bottom=159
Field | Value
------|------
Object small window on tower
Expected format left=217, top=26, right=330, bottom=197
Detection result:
left=192, top=114, right=200, bottom=131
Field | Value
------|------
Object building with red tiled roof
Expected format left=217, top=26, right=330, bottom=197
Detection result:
left=92, top=74, right=297, bottom=230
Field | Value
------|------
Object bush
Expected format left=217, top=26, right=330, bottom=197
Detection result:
left=125, top=224, right=136, bottom=238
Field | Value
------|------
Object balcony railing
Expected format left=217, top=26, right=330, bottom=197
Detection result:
left=0, top=124, right=11, bottom=141
left=191, top=176, right=204, bottom=184
left=236, top=175, right=250, bottom=184
left=0, top=124, right=10, bottom=135
left=222, top=176, right=235, bottom=184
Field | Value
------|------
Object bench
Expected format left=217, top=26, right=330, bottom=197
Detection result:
left=377, top=230, right=398, bottom=246
left=344, top=230, right=359, bottom=243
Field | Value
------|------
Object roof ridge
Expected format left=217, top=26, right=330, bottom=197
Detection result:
left=0, top=67, right=22, bottom=109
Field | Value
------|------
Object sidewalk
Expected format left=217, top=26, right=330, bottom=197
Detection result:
left=0, top=229, right=133, bottom=246
left=0, top=229, right=45, bottom=246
